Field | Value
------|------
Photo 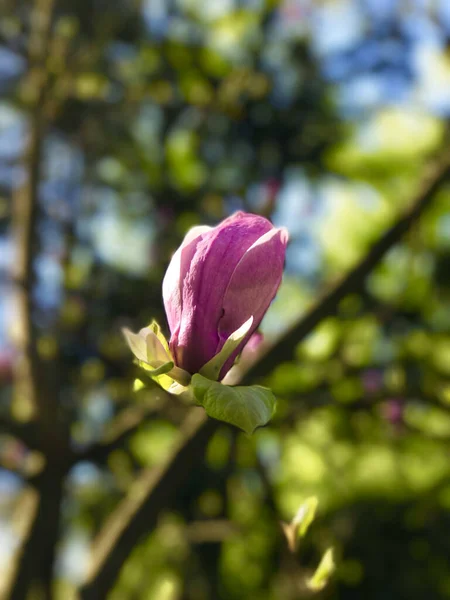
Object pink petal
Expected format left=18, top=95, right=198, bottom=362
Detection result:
left=218, top=227, right=288, bottom=377
left=162, top=225, right=212, bottom=335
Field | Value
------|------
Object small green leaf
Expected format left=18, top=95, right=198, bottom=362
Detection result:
left=293, top=496, right=319, bottom=538
left=200, top=316, right=253, bottom=381
left=281, top=496, right=319, bottom=553
left=133, top=378, right=145, bottom=392
left=306, top=548, right=335, bottom=592
left=191, top=373, right=276, bottom=434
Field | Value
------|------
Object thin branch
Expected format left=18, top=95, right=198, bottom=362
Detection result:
left=79, top=409, right=216, bottom=600
left=78, top=152, right=450, bottom=599
left=185, top=520, right=240, bottom=544
left=0, top=489, right=40, bottom=599
left=242, top=154, right=450, bottom=383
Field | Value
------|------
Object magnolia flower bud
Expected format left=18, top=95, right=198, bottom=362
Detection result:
left=163, top=211, right=288, bottom=379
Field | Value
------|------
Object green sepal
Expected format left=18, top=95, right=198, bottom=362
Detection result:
left=137, top=359, right=174, bottom=377
left=199, top=316, right=253, bottom=381
left=137, top=359, right=191, bottom=389
left=191, top=373, right=276, bottom=434
left=123, top=322, right=191, bottom=391
left=122, top=325, right=170, bottom=365
left=147, top=319, right=171, bottom=356
left=122, top=327, right=149, bottom=363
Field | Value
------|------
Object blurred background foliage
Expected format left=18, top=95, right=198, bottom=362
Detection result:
left=0, top=0, right=450, bottom=598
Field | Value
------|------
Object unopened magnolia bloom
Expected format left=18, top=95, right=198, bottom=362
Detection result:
left=163, top=211, right=288, bottom=379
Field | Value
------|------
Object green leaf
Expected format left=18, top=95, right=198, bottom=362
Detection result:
left=191, top=373, right=276, bottom=434
left=199, top=316, right=253, bottom=381
left=293, top=496, right=319, bottom=538
left=306, top=548, right=335, bottom=592
left=281, top=496, right=319, bottom=552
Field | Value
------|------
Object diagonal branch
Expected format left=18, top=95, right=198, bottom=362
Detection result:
left=243, top=154, right=450, bottom=383
left=79, top=409, right=216, bottom=600
left=78, top=152, right=450, bottom=600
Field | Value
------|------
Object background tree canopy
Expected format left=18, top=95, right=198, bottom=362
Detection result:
left=0, top=0, right=450, bottom=598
